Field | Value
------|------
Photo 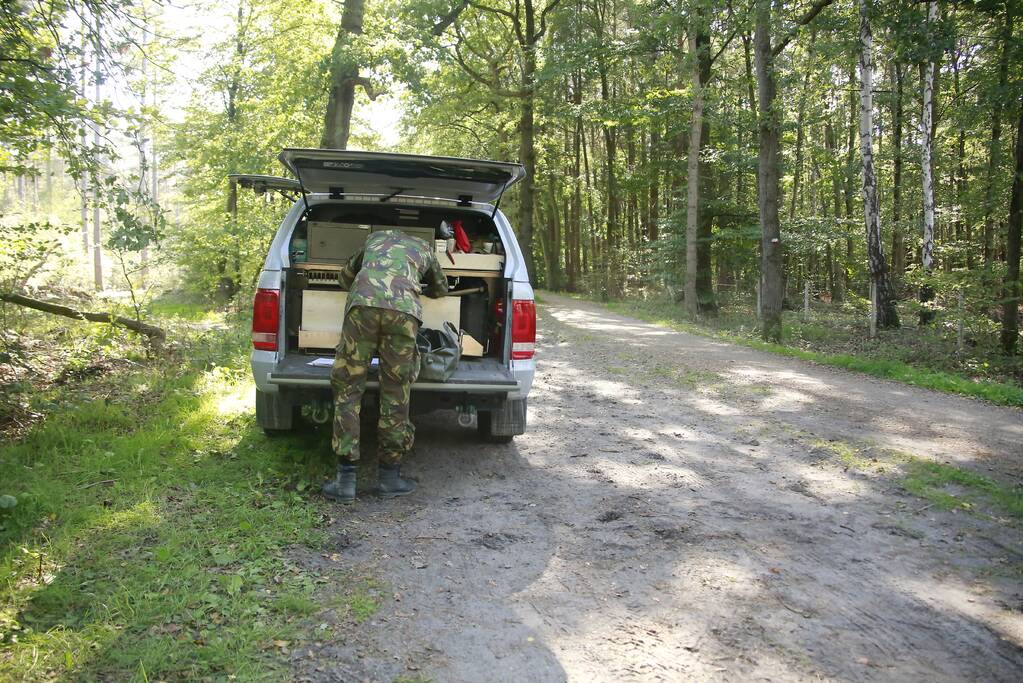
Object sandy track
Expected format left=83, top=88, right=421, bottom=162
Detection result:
left=294, top=293, right=1023, bottom=682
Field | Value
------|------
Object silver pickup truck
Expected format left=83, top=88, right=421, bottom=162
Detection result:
left=242, top=149, right=535, bottom=443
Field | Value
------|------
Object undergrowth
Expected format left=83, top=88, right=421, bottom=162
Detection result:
left=0, top=303, right=354, bottom=680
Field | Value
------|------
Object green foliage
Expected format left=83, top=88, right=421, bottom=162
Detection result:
left=166, top=0, right=332, bottom=299
left=0, top=306, right=349, bottom=680
left=0, top=219, right=75, bottom=290
left=104, top=183, right=165, bottom=254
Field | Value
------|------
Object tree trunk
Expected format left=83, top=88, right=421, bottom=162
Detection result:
left=519, top=84, right=537, bottom=281
left=824, top=119, right=844, bottom=302
left=984, top=8, right=1013, bottom=267
left=1001, top=95, right=1023, bottom=354
left=789, top=68, right=811, bottom=221
left=320, top=0, right=367, bottom=149
left=844, top=70, right=857, bottom=294
left=599, top=64, right=619, bottom=298
left=684, top=26, right=704, bottom=317
left=570, top=112, right=582, bottom=290
left=695, top=16, right=716, bottom=314
left=919, top=0, right=937, bottom=323
left=891, top=62, right=905, bottom=283
left=516, top=0, right=539, bottom=282
left=858, top=0, right=898, bottom=329
left=648, top=125, right=660, bottom=242
left=91, top=12, right=103, bottom=291
left=754, top=0, right=783, bottom=341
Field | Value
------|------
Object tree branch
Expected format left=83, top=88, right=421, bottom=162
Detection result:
left=535, top=0, right=565, bottom=42
left=451, top=36, right=527, bottom=98
left=354, top=76, right=379, bottom=100
left=772, top=0, right=837, bottom=57
left=432, top=0, right=471, bottom=35
left=0, top=292, right=166, bottom=342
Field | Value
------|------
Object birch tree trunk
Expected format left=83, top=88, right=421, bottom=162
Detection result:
left=92, top=12, right=103, bottom=291
left=79, top=24, right=89, bottom=257
left=858, top=0, right=898, bottom=328
left=684, top=29, right=704, bottom=317
left=920, top=0, right=938, bottom=323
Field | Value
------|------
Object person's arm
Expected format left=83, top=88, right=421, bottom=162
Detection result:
left=338, top=249, right=364, bottom=290
left=422, top=251, right=449, bottom=299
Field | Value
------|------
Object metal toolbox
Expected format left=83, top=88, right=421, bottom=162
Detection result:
left=307, top=222, right=370, bottom=264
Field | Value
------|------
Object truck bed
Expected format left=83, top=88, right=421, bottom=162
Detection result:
left=267, top=354, right=518, bottom=394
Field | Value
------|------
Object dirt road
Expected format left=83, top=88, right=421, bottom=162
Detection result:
left=295, top=293, right=1023, bottom=682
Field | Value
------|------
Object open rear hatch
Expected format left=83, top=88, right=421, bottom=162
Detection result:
left=278, top=149, right=525, bottom=205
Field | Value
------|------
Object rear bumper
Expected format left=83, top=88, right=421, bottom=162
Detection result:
left=262, top=354, right=520, bottom=396
left=267, top=375, right=518, bottom=394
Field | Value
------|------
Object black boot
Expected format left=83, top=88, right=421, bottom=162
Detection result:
left=323, top=463, right=357, bottom=503
left=377, top=462, right=416, bottom=498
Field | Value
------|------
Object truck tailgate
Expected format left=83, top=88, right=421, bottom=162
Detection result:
left=267, top=354, right=518, bottom=393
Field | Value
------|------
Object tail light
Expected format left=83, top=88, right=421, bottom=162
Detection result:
left=511, top=299, right=536, bottom=360
left=252, top=288, right=280, bottom=351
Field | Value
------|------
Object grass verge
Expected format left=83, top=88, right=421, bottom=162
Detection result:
left=812, top=440, right=1023, bottom=521
left=0, top=310, right=347, bottom=680
left=553, top=294, right=1023, bottom=407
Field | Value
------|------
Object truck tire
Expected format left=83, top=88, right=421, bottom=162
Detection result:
left=256, top=389, right=297, bottom=435
left=477, top=398, right=526, bottom=444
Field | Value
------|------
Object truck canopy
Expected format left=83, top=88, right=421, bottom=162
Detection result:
left=277, top=149, right=525, bottom=205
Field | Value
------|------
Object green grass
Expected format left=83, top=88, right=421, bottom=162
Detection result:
left=0, top=310, right=352, bottom=680
left=903, top=460, right=1023, bottom=519
left=812, top=440, right=1023, bottom=521
left=577, top=296, right=1023, bottom=407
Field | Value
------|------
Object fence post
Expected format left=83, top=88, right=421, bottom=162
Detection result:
left=803, top=281, right=810, bottom=319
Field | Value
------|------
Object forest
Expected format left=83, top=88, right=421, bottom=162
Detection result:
left=4, top=1, right=1023, bottom=678
left=3, top=0, right=1023, bottom=394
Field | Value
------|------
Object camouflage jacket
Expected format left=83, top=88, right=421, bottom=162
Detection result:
left=339, top=230, right=448, bottom=322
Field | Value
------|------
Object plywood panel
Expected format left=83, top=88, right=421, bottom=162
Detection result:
left=299, top=290, right=461, bottom=349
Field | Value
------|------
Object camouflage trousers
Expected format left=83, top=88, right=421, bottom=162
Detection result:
left=331, top=306, right=420, bottom=466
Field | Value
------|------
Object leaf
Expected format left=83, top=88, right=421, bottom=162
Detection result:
left=0, top=495, right=17, bottom=510
left=221, top=574, right=244, bottom=596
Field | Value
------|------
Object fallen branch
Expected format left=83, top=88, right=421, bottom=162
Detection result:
left=78, top=479, right=118, bottom=489
left=0, top=291, right=166, bottom=342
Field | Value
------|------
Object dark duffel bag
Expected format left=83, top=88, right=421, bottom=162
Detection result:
left=416, top=321, right=461, bottom=382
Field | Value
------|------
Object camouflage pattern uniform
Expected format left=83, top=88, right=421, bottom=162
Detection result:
left=331, top=230, right=448, bottom=466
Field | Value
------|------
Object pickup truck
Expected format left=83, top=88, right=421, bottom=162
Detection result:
left=242, top=149, right=535, bottom=443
